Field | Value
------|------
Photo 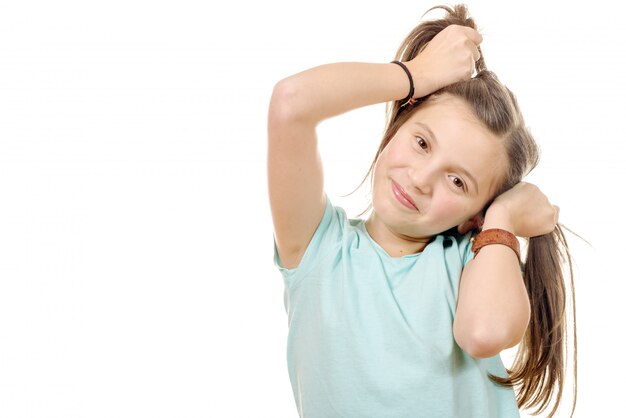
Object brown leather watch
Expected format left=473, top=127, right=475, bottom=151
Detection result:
left=470, top=228, right=521, bottom=262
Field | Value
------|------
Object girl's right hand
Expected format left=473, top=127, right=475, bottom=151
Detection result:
left=407, top=25, right=483, bottom=98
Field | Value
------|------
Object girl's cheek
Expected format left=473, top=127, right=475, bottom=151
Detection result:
left=386, top=139, right=410, bottom=161
left=434, top=196, right=466, bottom=221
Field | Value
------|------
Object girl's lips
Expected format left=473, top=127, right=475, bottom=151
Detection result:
left=391, top=180, right=418, bottom=211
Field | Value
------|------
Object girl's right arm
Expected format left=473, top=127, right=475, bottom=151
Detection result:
left=267, top=25, right=482, bottom=269
left=267, top=63, right=410, bottom=269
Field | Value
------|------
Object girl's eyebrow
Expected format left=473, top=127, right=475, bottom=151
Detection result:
left=413, top=121, right=479, bottom=193
left=413, top=121, right=439, bottom=145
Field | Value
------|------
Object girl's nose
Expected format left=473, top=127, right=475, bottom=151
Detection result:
left=409, top=165, right=434, bottom=196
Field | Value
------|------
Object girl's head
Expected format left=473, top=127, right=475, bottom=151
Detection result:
left=370, top=92, right=506, bottom=238
left=364, top=11, right=539, bottom=237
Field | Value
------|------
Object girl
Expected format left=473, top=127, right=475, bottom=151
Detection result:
left=267, top=4, right=577, bottom=418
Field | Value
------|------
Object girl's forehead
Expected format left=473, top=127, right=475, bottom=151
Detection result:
left=409, top=94, right=478, bottom=122
left=406, top=96, right=496, bottom=141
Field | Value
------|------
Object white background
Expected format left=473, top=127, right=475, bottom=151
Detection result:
left=0, top=0, right=623, bottom=417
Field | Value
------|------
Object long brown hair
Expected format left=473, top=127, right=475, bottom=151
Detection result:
left=354, top=4, right=578, bottom=417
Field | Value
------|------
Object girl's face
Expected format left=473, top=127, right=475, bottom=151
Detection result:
left=369, top=94, right=507, bottom=243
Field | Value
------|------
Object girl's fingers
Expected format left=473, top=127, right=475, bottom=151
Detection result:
left=554, top=205, right=560, bottom=225
left=470, top=46, right=480, bottom=76
left=462, top=26, right=483, bottom=45
left=472, top=44, right=481, bottom=62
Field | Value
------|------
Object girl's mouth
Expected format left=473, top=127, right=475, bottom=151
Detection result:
left=391, top=180, right=419, bottom=211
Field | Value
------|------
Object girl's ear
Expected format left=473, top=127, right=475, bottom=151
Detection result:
left=457, top=212, right=484, bottom=234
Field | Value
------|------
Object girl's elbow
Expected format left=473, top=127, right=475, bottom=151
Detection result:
left=454, top=324, right=508, bottom=359
left=462, top=340, right=503, bottom=359
left=270, top=80, right=312, bottom=124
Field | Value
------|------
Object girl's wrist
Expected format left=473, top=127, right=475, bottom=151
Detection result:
left=408, top=67, right=432, bottom=99
left=482, top=203, right=515, bottom=234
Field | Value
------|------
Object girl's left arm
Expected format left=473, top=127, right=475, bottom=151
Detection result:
left=453, top=182, right=559, bottom=358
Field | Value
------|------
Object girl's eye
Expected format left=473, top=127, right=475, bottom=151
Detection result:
left=450, top=176, right=465, bottom=189
left=416, top=137, right=428, bottom=150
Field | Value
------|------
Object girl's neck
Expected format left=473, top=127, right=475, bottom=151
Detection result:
left=364, top=213, right=431, bottom=258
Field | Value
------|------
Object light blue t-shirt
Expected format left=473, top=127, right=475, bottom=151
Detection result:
left=273, top=194, right=520, bottom=418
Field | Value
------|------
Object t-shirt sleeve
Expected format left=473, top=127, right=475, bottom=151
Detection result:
left=272, top=193, right=343, bottom=288
left=460, top=232, right=476, bottom=267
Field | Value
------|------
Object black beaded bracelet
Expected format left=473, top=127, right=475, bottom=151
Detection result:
left=390, top=60, right=417, bottom=107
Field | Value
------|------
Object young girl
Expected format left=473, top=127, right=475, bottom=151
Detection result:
left=267, top=4, right=577, bottom=418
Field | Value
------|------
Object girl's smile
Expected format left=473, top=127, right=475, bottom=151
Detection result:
left=391, top=179, right=419, bottom=211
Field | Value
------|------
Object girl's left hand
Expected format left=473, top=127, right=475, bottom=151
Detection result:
left=483, top=182, right=559, bottom=237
